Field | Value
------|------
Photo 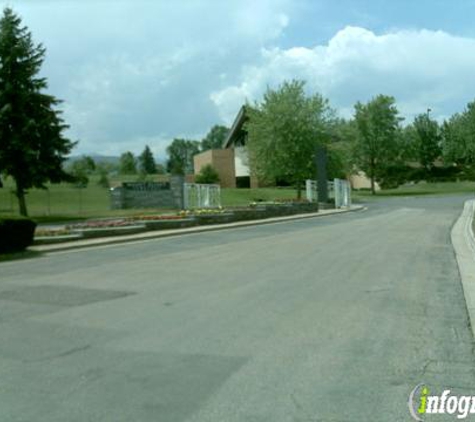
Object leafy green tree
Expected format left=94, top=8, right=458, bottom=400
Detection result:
left=412, top=111, right=441, bottom=170
left=201, top=125, right=229, bottom=151
left=95, top=162, right=110, bottom=188
left=138, top=145, right=157, bottom=174
left=119, top=151, right=137, bottom=175
left=68, top=156, right=95, bottom=174
left=195, top=164, right=220, bottom=184
left=68, top=156, right=96, bottom=188
left=245, top=80, right=335, bottom=198
left=398, top=124, right=418, bottom=162
left=166, top=138, right=200, bottom=175
left=327, top=118, right=359, bottom=179
left=442, top=101, right=475, bottom=166
left=353, top=95, right=402, bottom=194
left=0, top=8, right=75, bottom=216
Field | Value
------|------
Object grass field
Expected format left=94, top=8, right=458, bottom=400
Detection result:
left=354, top=181, right=475, bottom=197
left=1, top=176, right=474, bottom=223
left=0, top=176, right=299, bottom=222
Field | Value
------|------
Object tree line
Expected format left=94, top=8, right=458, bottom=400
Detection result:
left=66, top=124, right=229, bottom=189
left=70, top=124, right=229, bottom=179
left=1, top=6, right=474, bottom=216
left=245, top=80, right=475, bottom=196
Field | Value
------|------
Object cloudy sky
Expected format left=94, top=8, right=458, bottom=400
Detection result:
left=8, top=0, right=475, bottom=158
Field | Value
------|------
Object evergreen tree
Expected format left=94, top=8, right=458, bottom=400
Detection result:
left=0, top=8, right=75, bottom=216
left=138, top=145, right=157, bottom=174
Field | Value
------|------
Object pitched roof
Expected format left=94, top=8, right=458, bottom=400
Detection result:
left=222, top=105, right=248, bottom=149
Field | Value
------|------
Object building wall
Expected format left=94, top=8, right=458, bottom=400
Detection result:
left=349, top=171, right=381, bottom=191
left=193, top=149, right=236, bottom=188
left=234, top=146, right=250, bottom=177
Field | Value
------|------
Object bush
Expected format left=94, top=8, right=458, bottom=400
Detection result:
left=195, top=164, right=220, bottom=184
left=97, top=172, right=110, bottom=188
left=378, top=165, right=419, bottom=189
left=0, top=217, right=37, bottom=253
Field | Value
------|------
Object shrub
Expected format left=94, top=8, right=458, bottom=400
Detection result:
left=97, top=172, right=110, bottom=188
left=0, top=217, right=37, bottom=253
left=195, top=164, right=220, bottom=184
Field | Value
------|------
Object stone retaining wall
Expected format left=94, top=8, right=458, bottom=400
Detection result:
left=110, top=176, right=184, bottom=209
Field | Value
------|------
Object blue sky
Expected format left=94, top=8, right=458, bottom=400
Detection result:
left=7, top=0, right=475, bottom=158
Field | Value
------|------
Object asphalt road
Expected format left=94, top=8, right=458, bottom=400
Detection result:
left=1, top=195, right=475, bottom=421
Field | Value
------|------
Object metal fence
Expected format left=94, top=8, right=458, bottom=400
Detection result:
left=183, top=183, right=221, bottom=210
left=305, top=178, right=352, bottom=208
left=333, top=178, right=352, bottom=208
left=305, top=179, right=318, bottom=203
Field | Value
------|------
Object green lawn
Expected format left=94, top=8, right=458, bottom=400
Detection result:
left=0, top=176, right=300, bottom=222
left=2, top=175, right=474, bottom=224
left=353, top=181, right=475, bottom=198
left=0, top=176, right=176, bottom=223
left=221, top=187, right=298, bottom=207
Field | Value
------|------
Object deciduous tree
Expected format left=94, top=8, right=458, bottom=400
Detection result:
left=166, top=138, right=200, bottom=175
left=245, top=80, right=335, bottom=198
left=201, top=125, right=229, bottom=151
left=353, top=95, right=402, bottom=194
left=119, top=151, right=137, bottom=175
left=412, top=111, right=441, bottom=170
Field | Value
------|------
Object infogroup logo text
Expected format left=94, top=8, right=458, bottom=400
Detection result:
left=409, top=384, right=475, bottom=420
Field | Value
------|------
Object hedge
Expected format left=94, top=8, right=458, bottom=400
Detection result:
left=0, top=217, right=37, bottom=253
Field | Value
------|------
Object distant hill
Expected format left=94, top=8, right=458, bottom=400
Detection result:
left=66, top=154, right=166, bottom=165
left=66, top=155, right=120, bottom=165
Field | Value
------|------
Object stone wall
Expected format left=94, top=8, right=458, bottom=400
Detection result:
left=110, top=176, right=184, bottom=210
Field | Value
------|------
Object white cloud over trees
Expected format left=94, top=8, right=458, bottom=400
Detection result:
left=212, top=26, right=475, bottom=124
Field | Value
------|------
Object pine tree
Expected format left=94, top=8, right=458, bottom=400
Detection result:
left=0, top=8, right=75, bottom=216
left=138, top=145, right=157, bottom=174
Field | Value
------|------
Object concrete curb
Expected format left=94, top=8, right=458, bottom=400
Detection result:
left=451, top=199, right=475, bottom=338
left=29, top=205, right=366, bottom=254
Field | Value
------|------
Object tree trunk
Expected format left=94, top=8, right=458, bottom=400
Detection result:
left=296, top=180, right=302, bottom=200
left=15, top=182, right=28, bottom=216
left=370, top=159, right=376, bottom=195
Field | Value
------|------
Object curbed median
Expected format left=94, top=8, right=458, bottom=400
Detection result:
left=451, top=199, right=475, bottom=338
left=30, top=205, right=365, bottom=254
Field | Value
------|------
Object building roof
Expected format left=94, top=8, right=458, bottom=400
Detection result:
left=222, top=105, right=248, bottom=149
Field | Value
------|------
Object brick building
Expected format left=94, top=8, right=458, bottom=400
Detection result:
left=193, top=106, right=259, bottom=188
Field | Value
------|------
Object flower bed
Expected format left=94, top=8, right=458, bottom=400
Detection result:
left=35, top=228, right=71, bottom=237
left=33, top=202, right=321, bottom=244
left=130, top=214, right=185, bottom=221
left=67, top=219, right=132, bottom=230
left=179, top=208, right=226, bottom=217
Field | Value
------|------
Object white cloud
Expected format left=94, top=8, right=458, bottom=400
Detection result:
left=8, top=0, right=292, bottom=156
left=211, top=26, right=475, bottom=124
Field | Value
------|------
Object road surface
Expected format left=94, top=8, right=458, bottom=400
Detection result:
left=1, top=195, right=475, bottom=421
